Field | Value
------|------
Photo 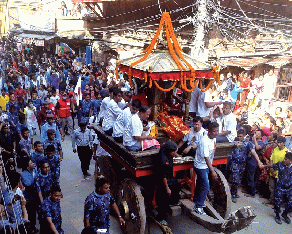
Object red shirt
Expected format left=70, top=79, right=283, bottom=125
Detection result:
left=14, top=88, right=26, bottom=99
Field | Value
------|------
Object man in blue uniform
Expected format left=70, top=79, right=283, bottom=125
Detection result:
left=39, top=185, right=64, bottom=234
left=79, top=92, right=93, bottom=123
left=269, top=152, right=292, bottom=225
left=44, top=145, right=60, bottom=185
left=84, top=177, right=124, bottom=233
left=229, top=129, right=259, bottom=203
left=35, top=160, right=53, bottom=203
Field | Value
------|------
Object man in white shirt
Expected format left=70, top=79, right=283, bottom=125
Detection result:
left=177, top=116, right=206, bottom=155
left=123, top=106, right=153, bottom=151
left=189, top=85, right=200, bottom=118
left=112, top=99, right=141, bottom=143
left=196, top=84, right=222, bottom=128
left=97, top=87, right=114, bottom=125
left=193, top=122, right=219, bottom=215
left=216, top=102, right=237, bottom=143
left=260, top=69, right=278, bottom=110
left=102, top=88, right=123, bottom=135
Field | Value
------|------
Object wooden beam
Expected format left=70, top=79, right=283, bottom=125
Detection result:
left=85, top=2, right=102, bottom=19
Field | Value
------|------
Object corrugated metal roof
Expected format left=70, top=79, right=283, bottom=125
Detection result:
left=120, top=49, right=212, bottom=72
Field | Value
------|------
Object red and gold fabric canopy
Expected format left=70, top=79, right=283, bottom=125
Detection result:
left=118, top=12, right=220, bottom=92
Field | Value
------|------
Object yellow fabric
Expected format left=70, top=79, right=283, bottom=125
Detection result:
left=270, top=146, right=287, bottom=178
left=0, top=95, right=9, bottom=111
left=150, top=125, right=158, bottom=139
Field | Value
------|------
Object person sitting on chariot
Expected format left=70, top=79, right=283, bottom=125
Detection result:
left=177, top=116, right=205, bottom=156
left=102, top=88, right=123, bottom=136
left=123, top=105, right=153, bottom=151
left=216, top=101, right=237, bottom=143
left=112, top=99, right=141, bottom=143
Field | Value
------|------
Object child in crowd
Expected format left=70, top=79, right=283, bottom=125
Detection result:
left=44, top=144, right=60, bottom=185
left=35, top=160, right=53, bottom=203
left=31, top=90, right=42, bottom=115
left=24, top=99, right=38, bottom=136
left=30, top=141, right=45, bottom=170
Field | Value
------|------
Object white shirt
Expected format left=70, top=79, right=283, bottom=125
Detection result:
left=50, top=95, right=60, bottom=106
left=182, top=127, right=206, bottom=145
left=97, top=97, right=111, bottom=121
left=261, top=73, right=277, bottom=99
left=112, top=107, right=132, bottom=138
left=123, top=113, right=143, bottom=147
left=118, top=99, right=127, bottom=109
left=210, top=115, right=223, bottom=133
left=221, top=112, right=237, bottom=142
left=197, top=90, right=213, bottom=117
left=102, top=99, right=123, bottom=131
left=189, top=86, right=200, bottom=113
left=194, top=133, right=216, bottom=169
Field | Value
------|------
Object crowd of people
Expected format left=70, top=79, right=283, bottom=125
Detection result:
left=0, top=37, right=130, bottom=234
left=0, top=34, right=292, bottom=234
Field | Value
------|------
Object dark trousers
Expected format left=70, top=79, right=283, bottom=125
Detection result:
left=114, top=136, right=123, bottom=143
left=104, top=128, right=113, bottom=136
left=246, top=160, right=257, bottom=196
left=156, top=178, right=180, bottom=221
left=77, top=146, right=93, bottom=175
left=26, top=200, right=37, bottom=230
left=274, top=187, right=292, bottom=214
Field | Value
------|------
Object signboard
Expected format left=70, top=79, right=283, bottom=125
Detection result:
left=23, top=38, right=45, bottom=47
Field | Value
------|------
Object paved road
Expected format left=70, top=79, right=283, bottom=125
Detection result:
left=36, top=132, right=292, bottom=234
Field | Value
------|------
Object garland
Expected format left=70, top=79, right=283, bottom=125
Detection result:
left=115, top=60, right=121, bottom=81
left=212, top=65, right=220, bottom=85
left=124, top=12, right=218, bottom=93
left=199, top=79, right=214, bottom=92
left=153, top=80, right=177, bottom=92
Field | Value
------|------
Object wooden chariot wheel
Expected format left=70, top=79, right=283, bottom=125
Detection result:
left=117, top=178, right=147, bottom=234
left=97, top=155, right=120, bottom=200
left=207, top=167, right=231, bottom=219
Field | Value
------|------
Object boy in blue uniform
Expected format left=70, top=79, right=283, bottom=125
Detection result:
left=229, top=129, right=259, bottom=203
left=42, top=129, right=63, bottom=161
left=35, top=160, right=53, bottom=203
left=39, top=185, right=64, bottom=234
left=245, top=129, right=264, bottom=197
left=30, top=141, right=45, bottom=170
left=44, top=145, right=60, bottom=185
left=79, top=92, right=93, bottom=123
left=265, top=152, right=292, bottom=224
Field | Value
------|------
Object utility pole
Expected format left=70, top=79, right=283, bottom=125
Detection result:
left=191, top=0, right=209, bottom=62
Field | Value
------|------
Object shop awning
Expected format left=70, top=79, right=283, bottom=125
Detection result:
left=16, top=33, right=55, bottom=40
